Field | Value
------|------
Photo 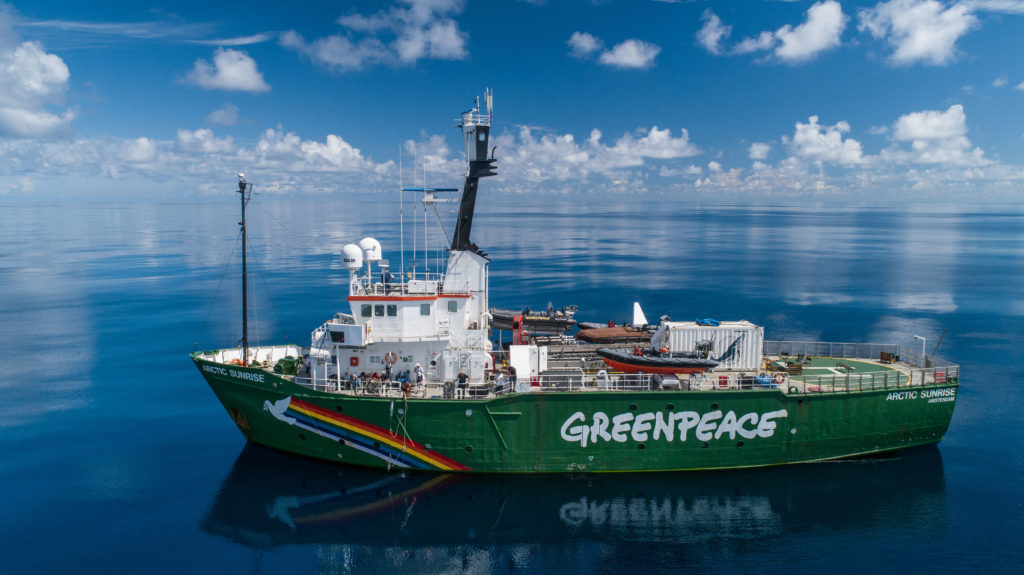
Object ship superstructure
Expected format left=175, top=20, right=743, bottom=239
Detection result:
left=307, top=92, right=496, bottom=390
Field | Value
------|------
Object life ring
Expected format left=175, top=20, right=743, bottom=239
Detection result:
left=789, top=385, right=799, bottom=394
left=773, top=372, right=787, bottom=385
left=384, top=351, right=398, bottom=365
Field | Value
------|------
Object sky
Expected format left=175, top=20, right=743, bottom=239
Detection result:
left=2, top=0, right=1024, bottom=203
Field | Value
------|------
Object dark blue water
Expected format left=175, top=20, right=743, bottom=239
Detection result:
left=2, top=200, right=1022, bottom=573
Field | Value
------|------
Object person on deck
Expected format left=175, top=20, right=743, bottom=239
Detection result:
left=457, top=371, right=469, bottom=398
left=414, top=363, right=425, bottom=393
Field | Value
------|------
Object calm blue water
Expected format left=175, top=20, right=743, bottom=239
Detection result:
left=1, top=200, right=1022, bottom=574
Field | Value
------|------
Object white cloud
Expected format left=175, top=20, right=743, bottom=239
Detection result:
left=992, top=74, right=1008, bottom=87
left=696, top=10, right=730, bottom=55
left=1017, top=81, right=1024, bottom=91
left=120, top=137, right=157, bottom=163
left=184, top=48, right=270, bottom=92
left=0, top=7, right=76, bottom=138
left=893, top=104, right=967, bottom=140
left=858, top=0, right=978, bottom=66
left=729, top=1, right=846, bottom=62
left=708, top=160, right=722, bottom=172
left=282, top=0, right=467, bottom=72
left=598, top=39, right=661, bottom=69
left=888, top=104, right=986, bottom=165
left=205, top=103, right=238, bottom=126
left=177, top=128, right=235, bottom=154
left=567, top=31, right=602, bottom=58
left=496, top=125, right=699, bottom=182
left=749, top=142, right=772, bottom=160
left=784, top=115, right=864, bottom=165
left=774, top=0, right=847, bottom=62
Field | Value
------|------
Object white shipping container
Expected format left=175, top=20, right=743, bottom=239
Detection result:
left=661, top=321, right=764, bottom=371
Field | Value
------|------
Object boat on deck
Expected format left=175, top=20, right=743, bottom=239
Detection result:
left=490, top=304, right=577, bottom=335
left=192, top=91, right=960, bottom=474
left=596, top=348, right=718, bottom=374
left=576, top=325, right=650, bottom=343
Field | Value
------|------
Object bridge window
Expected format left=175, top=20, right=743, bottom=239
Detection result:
left=420, top=303, right=431, bottom=316
left=374, top=305, right=384, bottom=317
left=361, top=304, right=372, bottom=317
left=387, top=304, right=397, bottom=317
left=448, top=300, right=458, bottom=313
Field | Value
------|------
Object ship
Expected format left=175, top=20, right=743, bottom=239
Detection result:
left=192, top=91, right=959, bottom=473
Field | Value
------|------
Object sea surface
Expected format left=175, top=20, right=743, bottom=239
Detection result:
left=1, top=199, right=1022, bottom=574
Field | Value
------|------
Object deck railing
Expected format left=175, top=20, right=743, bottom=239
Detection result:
left=763, top=340, right=959, bottom=394
left=284, top=339, right=960, bottom=398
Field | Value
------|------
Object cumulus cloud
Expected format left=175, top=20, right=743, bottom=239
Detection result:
left=695, top=10, right=730, bottom=55
left=177, top=128, right=235, bottom=154
left=282, top=0, right=467, bottom=72
left=887, top=104, right=986, bottom=164
left=567, top=32, right=660, bottom=69
left=784, top=115, right=864, bottom=165
left=567, top=31, right=602, bottom=58
left=719, top=1, right=846, bottom=63
left=205, top=103, right=238, bottom=126
left=598, top=39, right=661, bottom=69
left=858, top=0, right=978, bottom=66
left=774, top=0, right=847, bottom=62
left=749, top=142, right=772, bottom=160
left=184, top=48, right=270, bottom=92
left=120, top=137, right=158, bottom=163
left=992, top=75, right=1008, bottom=87
left=0, top=7, right=76, bottom=138
left=496, top=125, right=699, bottom=182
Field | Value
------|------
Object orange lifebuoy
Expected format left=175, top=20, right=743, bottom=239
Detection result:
left=773, top=372, right=786, bottom=385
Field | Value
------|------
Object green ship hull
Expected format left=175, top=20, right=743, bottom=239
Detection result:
left=193, top=354, right=957, bottom=473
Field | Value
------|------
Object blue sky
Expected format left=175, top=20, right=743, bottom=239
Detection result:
left=1, top=0, right=1024, bottom=202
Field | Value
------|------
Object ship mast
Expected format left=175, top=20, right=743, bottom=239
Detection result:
left=237, top=173, right=250, bottom=365
left=451, top=89, right=497, bottom=252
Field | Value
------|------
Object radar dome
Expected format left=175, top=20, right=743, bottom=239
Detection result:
left=359, top=237, right=382, bottom=262
left=342, top=244, right=363, bottom=270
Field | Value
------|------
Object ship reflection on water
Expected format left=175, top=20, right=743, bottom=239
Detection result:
left=204, top=445, right=947, bottom=570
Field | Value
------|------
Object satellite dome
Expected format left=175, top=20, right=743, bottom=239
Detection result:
left=359, top=237, right=382, bottom=262
left=342, top=244, right=363, bottom=270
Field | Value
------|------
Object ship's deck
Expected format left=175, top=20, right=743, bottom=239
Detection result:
left=195, top=341, right=958, bottom=400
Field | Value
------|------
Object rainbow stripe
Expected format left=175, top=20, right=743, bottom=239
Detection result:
left=294, top=475, right=461, bottom=526
left=277, top=397, right=470, bottom=471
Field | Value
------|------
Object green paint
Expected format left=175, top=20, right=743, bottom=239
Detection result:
left=193, top=353, right=957, bottom=473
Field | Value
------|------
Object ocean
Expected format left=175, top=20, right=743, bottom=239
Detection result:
left=1, top=199, right=1021, bottom=573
